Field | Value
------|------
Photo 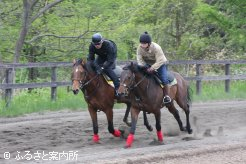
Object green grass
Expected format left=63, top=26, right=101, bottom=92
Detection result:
left=190, top=80, right=246, bottom=102
left=0, top=87, right=89, bottom=117
left=0, top=81, right=245, bottom=117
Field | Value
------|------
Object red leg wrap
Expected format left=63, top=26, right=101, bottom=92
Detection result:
left=157, top=131, right=163, bottom=142
left=113, top=129, right=121, bottom=137
left=93, top=134, right=99, bottom=142
left=126, top=133, right=134, bottom=147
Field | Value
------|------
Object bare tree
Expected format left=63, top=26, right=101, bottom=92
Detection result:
left=14, top=0, right=64, bottom=63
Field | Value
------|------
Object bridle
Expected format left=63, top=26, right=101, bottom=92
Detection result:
left=72, top=64, right=100, bottom=99
left=121, top=69, right=147, bottom=95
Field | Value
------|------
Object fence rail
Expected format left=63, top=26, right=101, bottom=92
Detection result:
left=1, top=60, right=246, bottom=106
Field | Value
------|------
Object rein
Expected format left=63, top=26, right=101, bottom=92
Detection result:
left=129, top=72, right=149, bottom=110
left=128, top=72, right=147, bottom=91
left=72, top=64, right=101, bottom=100
left=80, top=73, right=101, bottom=100
left=80, top=73, right=99, bottom=89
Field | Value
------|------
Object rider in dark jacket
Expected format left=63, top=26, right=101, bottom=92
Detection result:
left=87, top=33, right=120, bottom=98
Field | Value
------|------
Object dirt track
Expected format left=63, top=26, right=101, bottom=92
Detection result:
left=0, top=100, right=246, bottom=163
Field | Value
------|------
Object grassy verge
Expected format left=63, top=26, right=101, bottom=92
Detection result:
left=190, top=80, right=246, bottom=102
left=0, top=80, right=245, bottom=117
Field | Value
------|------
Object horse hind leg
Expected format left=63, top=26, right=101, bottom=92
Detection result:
left=167, top=102, right=185, bottom=132
left=176, top=97, right=193, bottom=134
left=143, top=111, right=153, bottom=132
left=123, top=103, right=131, bottom=127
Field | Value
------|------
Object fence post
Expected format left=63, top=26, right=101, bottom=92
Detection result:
left=225, top=64, right=230, bottom=93
left=5, top=68, right=13, bottom=107
left=196, top=64, right=202, bottom=95
left=51, top=67, right=57, bottom=101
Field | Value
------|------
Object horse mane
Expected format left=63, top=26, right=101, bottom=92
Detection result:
left=85, top=61, right=95, bottom=73
left=123, top=62, right=152, bottom=78
left=123, top=62, right=142, bottom=73
left=75, top=58, right=95, bottom=74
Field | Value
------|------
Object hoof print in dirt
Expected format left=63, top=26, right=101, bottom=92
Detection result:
left=217, top=126, right=224, bottom=136
left=89, top=141, right=101, bottom=145
left=149, top=139, right=165, bottom=145
left=203, top=129, right=213, bottom=137
left=182, top=136, right=199, bottom=141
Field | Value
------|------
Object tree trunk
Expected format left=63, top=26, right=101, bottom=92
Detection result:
left=14, top=0, right=30, bottom=63
left=0, top=53, right=5, bottom=99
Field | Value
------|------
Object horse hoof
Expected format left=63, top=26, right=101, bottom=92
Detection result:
left=124, top=145, right=131, bottom=149
left=188, top=129, right=193, bottom=134
left=147, top=126, right=153, bottom=132
left=125, top=122, right=131, bottom=127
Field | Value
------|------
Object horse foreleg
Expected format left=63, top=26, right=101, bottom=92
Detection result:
left=154, top=111, right=164, bottom=142
left=105, top=109, right=121, bottom=137
left=125, top=107, right=140, bottom=148
left=123, top=103, right=131, bottom=127
left=88, top=106, right=99, bottom=143
left=167, top=103, right=185, bottom=131
left=143, top=111, right=153, bottom=131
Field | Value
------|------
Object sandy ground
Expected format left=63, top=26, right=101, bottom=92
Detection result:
left=0, top=100, right=246, bottom=164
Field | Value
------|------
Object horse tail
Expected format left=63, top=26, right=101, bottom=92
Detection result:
left=187, top=85, right=193, bottom=108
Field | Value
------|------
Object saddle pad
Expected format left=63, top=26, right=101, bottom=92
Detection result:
left=102, top=74, right=115, bottom=88
left=160, top=78, right=177, bottom=88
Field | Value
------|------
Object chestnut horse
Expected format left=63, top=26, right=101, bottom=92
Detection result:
left=118, top=62, right=193, bottom=148
left=71, top=59, right=152, bottom=143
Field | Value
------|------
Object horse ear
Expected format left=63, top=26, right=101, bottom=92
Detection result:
left=73, top=59, right=76, bottom=64
left=130, top=62, right=134, bottom=68
left=83, top=58, right=87, bottom=63
left=82, top=58, right=86, bottom=65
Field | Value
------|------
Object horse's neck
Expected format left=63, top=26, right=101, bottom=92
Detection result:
left=134, top=73, right=158, bottom=97
left=85, top=74, right=107, bottom=91
left=134, top=74, right=149, bottom=94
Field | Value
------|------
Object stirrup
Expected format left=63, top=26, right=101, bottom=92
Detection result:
left=163, top=95, right=171, bottom=104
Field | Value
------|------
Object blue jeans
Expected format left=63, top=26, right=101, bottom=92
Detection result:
left=157, top=64, right=168, bottom=85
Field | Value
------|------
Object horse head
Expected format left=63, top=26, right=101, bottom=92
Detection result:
left=71, top=59, right=99, bottom=95
left=118, top=62, right=145, bottom=96
left=71, top=58, right=88, bottom=95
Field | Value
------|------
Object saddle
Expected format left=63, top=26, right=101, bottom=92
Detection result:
left=152, top=71, right=177, bottom=88
left=102, top=66, right=122, bottom=87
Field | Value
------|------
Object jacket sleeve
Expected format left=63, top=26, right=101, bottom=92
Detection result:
left=87, top=44, right=95, bottom=61
left=151, top=45, right=167, bottom=70
left=137, top=46, right=146, bottom=66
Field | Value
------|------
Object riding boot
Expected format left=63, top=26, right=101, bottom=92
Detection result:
left=163, top=85, right=171, bottom=104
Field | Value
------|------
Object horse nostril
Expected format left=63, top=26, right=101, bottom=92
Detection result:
left=73, top=89, right=79, bottom=95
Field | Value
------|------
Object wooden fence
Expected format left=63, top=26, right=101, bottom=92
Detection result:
left=0, top=60, right=246, bottom=106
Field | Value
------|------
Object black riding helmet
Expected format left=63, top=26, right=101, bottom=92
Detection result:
left=92, top=33, right=102, bottom=45
left=139, top=31, right=152, bottom=44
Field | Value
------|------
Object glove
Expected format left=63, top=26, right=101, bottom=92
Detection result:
left=96, top=67, right=104, bottom=74
left=146, top=67, right=155, bottom=74
left=143, top=64, right=151, bottom=69
left=103, top=61, right=111, bottom=69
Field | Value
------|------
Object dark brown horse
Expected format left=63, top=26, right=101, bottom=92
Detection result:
left=118, top=62, right=193, bottom=148
left=71, top=59, right=152, bottom=143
